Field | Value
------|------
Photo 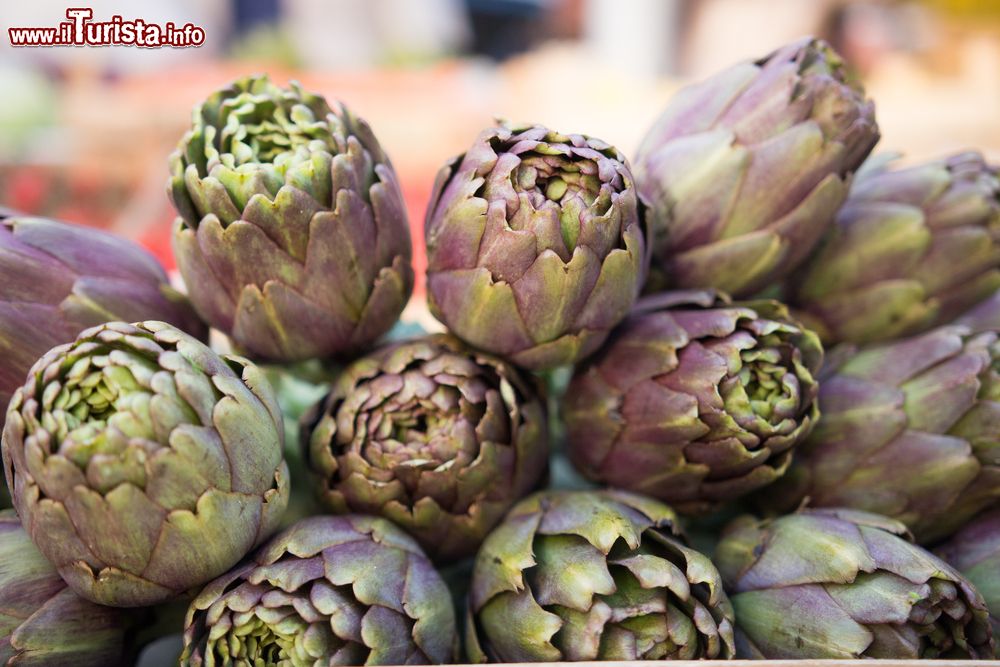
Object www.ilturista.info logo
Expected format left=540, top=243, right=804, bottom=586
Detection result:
left=8, top=8, right=205, bottom=48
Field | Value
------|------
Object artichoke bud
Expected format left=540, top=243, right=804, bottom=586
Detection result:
left=425, top=123, right=648, bottom=370
left=763, top=325, right=1000, bottom=543
left=169, top=75, right=413, bottom=362
left=2, top=321, right=290, bottom=607
left=466, top=490, right=736, bottom=661
left=717, top=508, right=995, bottom=659
left=635, top=37, right=879, bottom=297
left=791, top=151, right=1000, bottom=345
left=181, top=515, right=458, bottom=666
left=564, top=289, right=823, bottom=513
left=301, top=335, right=549, bottom=562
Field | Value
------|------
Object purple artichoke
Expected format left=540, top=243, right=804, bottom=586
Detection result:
left=465, top=490, right=736, bottom=661
left=169, top=75, right=413, bottom=362
left=2, top=321, right=289, bottom=607
left=0, top=511, right=132, bottom=666
left=936, top=509, right=1000, bottom=650
left=763, top=325, right=1000, bottom=543
left=792, top=152, right=1000, bottom=345
left=0, top=212, right=205, bottom=413
left=563, top=290, right=822, bottom=514
left=716, top=508, right=995, bottom=658
left=634, top=37, right=878, bottom=297
left=301, top=335, right=548, bottom=562
left=181, top=515, right=457, bottom=665
left=425, top=123, right=647, bottom=370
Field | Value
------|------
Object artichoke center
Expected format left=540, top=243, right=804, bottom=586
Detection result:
left=512, top=154, right=604, bottom=252
left=732, top=343, right=798, bottom=427
left=220, top=96, right=338, bottom=166
left=362, top=384, right=479, bottom=472
left=38, top=346, right=199, bottom=493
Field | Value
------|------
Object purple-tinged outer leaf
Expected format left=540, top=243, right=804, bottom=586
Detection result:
left=2, top=321, right=289, bottom=607
left=564, top=289, right=822, bottom=513
left=936, top=508, right=1000, bottom=652
left=716, top=509, right=994, bottom=658
left=0, top=213, right=206, bottom=416
left=181, top=515, right=457, bottom=665
left=0, top=510, right=131, bottom=666
left=792, top=151, right=1000, bottom=345
left=635, top=37, right=879, bottom=297
left=169, top=76, right=413, bottom=362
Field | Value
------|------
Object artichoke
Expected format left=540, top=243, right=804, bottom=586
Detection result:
left=792, top=151, right=1000, bottom=345
left=424, top=123, right=647, bottom=370
left=466, top=490, right=736, bottom=661
left=937, top=509, right=1000, bottom=647
left=2, top=321, right=289, bottom=607
left=0, top=212, right=205, bottom=415
left=180, top=515, right=457, bottom=665
left=301, top=334, right=548, bottom=563
left=763, top=325, right=1000, bottom=544
left=0, top=510, right=131, bottom=666
left=634, top=37, right=878, bottom=297
left=563, top=290, right=822, bottom=514
left=715, top=508, right=995, bottom=659
left=169, top=75, right=413, bottom=362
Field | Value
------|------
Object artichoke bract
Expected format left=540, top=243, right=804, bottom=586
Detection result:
left=937, top=509, right=1000, bottom=647
left=301, top=335, right=548, bottom=563
left=2, top=321, right=289, bottom=607
left=181, top=515, right=457, bottom=666
left=0, top=212, right=205, bottom=414
left=0, top=511, right=131, bottom=666
left=564, top=290, right=822, bottom=514
left=792, top=152, right=1000, bottom=345
left=425, top=123, right=647, bottom=370
left=169, top=75, right=413, bottom=362
left=715, top=508, right=995, bottom=659
left=634, top=37, right=878, bottom=297
left=466, top=490, right=736, bottom=661
left=762, top=325, right=1000, bottom=543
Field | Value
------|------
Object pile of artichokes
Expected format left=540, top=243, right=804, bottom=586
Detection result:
left=1, top=36, right=999, bottom=666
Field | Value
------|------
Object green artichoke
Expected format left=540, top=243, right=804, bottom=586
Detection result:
left=169, top=75, right=413, bottom=362
left=301, top=335, right=548, bottom=563
left=466, top=490, right=736, bottom=661
left=937, top=509, right=1000, bottom=648
left=634, top=37, right=878, bottom=297
left=563, top=290, right=822, bottom=514
left=792, top=152, right=1000, bottom=345
left=180, top=515, right=457, bottom=665
left=0, top=212, right=205, bottom=416
left=763, top=325, right=1000, bottom=543
left=0, top=510, right=131, bottom=666
left=715, top=508, right=995, bottom=659
left=2, top=321, right=289, bottom=607
left=424, top=123, right=647, bottom=370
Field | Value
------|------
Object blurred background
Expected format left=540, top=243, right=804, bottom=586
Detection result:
left=2, top=0, right=999, bottom=292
